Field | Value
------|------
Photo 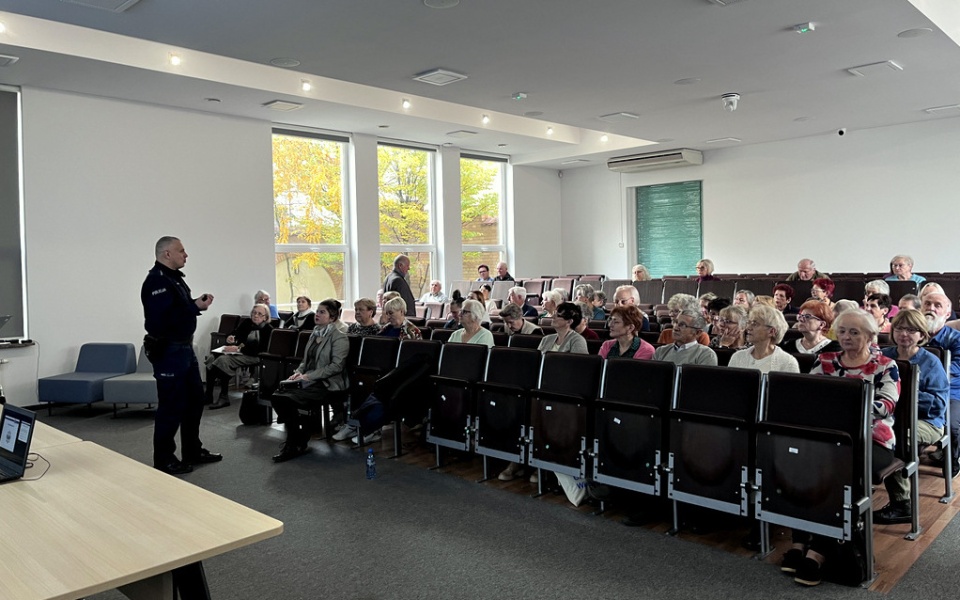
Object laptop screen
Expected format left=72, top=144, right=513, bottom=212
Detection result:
left=0, top=405, right=36, bottom=478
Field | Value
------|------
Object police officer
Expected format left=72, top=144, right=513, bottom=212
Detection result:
left=141, top=236, right=222, bottom=474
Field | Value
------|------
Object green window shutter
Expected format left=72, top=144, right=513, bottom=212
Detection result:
left=636, top=181, right=702, bottom=278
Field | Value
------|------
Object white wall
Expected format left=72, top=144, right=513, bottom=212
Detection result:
left=7, top=88, right=273, bottom=404
left=560, top=117, right=960, bottom=278
left=510, top=165, right=563, bottom=278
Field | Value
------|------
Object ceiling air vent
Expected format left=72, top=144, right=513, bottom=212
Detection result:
left=413, top=69, right=468, bottom=86
left=607, top=149, right=702, bottom=173
left=262, top=100, right=303, bottom=112
left=60, top=0, right=142, bottom=12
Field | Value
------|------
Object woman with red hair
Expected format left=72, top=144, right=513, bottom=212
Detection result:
left=810, top=278, right=835, bottom=310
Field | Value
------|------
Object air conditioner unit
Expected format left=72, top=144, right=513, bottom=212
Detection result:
left=606, top=149, right=703, bottom=173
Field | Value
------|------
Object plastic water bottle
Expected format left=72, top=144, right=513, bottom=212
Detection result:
left=366, top=448, right=376, bottom=480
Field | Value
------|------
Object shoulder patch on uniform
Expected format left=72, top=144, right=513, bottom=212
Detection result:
left=152, top=287, right=168, bottom=296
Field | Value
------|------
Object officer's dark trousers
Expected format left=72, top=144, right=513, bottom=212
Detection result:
left=152, top=343, right=205, bottom=465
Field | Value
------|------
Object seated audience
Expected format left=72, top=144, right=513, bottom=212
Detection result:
left=876, top=309, right=949, bottom=524
left=476, top=264, right=494, bottom=283
left=254, top=290, right=280, bottom=319
left=500, top=303, right=542, bottom=336
left=772, top=283, right=798, bottom=314
left=786, top=258, right=829, bottom=282
left=537, top=302, right=588, bottom=354
left=379, top=290, right=400, bottom=324
left=899, top=294, right=922, bottom=311
left=923, top=292, right=960, bottom=475
left=786, top=309, right=899, bottom=586
left=710, top=304, right=748, bottom=350
left=920, top=281, right=945, bottom=299
left=590, top=291, right=607, bottom=319
left=657, top=294, right=710, bottom=346
left=810, top=278, right=835, bottom=309
left=469, top=289, right=494, bottom=324
left=631, top=263, right=651, bottom=282
left=865, top=292, right=893, bottom=333
left=574, top=302, right=600, bottom=340
left=540, top=289, right=563, bottom=319
left=328, top=299, right=349, bottom=334
left=652, top=310, right=718, bottom=365
left=283, top=296, right=316, bottom=331
left=419, top=280, right=448, bottom=304
left=698, top=292, right=717, bottom=319
left=379, top=297, right=422, bottom=340
left=444, top=292, right=465, bottom=330
left=734, top=289, right=755, bottom=308
left=348, top=297, right=381, bottom=336
left=599, top=305, right=655, bottom=360
left=574, top=284, right=596, bottom=307
left=728, top=305, right=799, bottom=373
left=695, top=258, right=719, bottom=282
left=494, top=262, right=515, bottom=282
left=703, top=296, right=727, bottom=335
left=781, top=300, right=839, bottom=355
left=886, top=254, right=926, bottom=284
left=269, top=297, right=350, bottom=463
left=477, top=284, right=497, bottom=315
left=612, top=285, right=650, bottom=331
left=754, top=295, right=775, bottom=308
left=554, top=287, right=570, bottom=302
left=448, top=299, right=494, bottom=347
left=205, top=304, right=273, bottom=409
left=504, top=286, right=539, bottom=318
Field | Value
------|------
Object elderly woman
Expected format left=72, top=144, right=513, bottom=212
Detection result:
left=631, top=263, right=651, bottom=282
left=500, top=303, right=543, bottom=336
left=710, top=304, right=748, bottom=350
left=865, top=292, right=892, bottom=333
left=875, top=309, right=949, bottom=524
left=378, top=290, right=400, bottom=324
left=887, top=254, right=926, bottom=284
left=810, top=278, right=835, bottom=309
left=348, top=297, right=381, bottom=336
left=729, top=305, right=799, bottom=373
left=539, top=289, right=563, bottom=320
left=378, top=297, right=422, bottom=340
left=449, top=299, right=494, bottom=347
left=734, top=289, right=755, bottom=308
left=781, top=300, right=840, bottom=355
left=600, top=305, right=655, bottom=359
left=695, top=258, right=718, bottom=282
left=282, top=296, right=316, bottom=331
left=699, top=292, right=717, bottom=319
left=574, top=302, right=600, bottom=340
left=269, top=298, right=350, bottom=463
left=658, top=293, right=711, bottom=346
left=703, top=296, right=727, bottom=335
left=205, top=303, right=273, bottom=408
left=537, top=302, right=588, bottom=354
left=772, top=283, right=798, bottom=314
left=785, top=310, right=899, bottom=585
left=254, top=289, right=280, bottom=319
left=590, top=291, right=607, bottom=320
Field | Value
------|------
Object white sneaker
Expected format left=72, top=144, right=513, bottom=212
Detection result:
left=332, top=425, right=357, bottom=442
left=351, top=429, right=383, bottom=444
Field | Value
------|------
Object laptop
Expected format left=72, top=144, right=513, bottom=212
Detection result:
left=0, top=404, right=36, bottom=483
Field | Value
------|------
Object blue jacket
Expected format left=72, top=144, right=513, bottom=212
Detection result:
left=881, top=346, right=948, bottom=428
left=928, top=326, right=960, bottom=402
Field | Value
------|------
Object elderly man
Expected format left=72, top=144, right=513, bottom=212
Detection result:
left=786, top=259, right=829, bottom=282
left=652, top=310, right=718, bottom=365
left=476, top=264, right=494, bottom=283
left=656, top=293, right=709, bottom=345
left=924, top=292, right=960, bottom=476
left=494, top=262, right=515, bottom=282
left=613, top=285, right=650, bottom=331
left=254, top=289, right=280, bottom=319
left=419, top=280, right=447, bottom=304
left=502, top=285, right=539, bottom=318
left=886, top=254, right=926, bottom=285
left=383, top=254, right=416, bottom=316
left=500, top=303, right=543, bottom=335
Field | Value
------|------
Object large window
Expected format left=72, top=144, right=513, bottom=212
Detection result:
left=273, top=130, right=349, bottom=306
left=460, top=155, right=505, bottom=280
left=635, top=180, right=702, bottom=278
left=378, top=144, right=435, bottom=298
left=0, top=87, right=23, bottom=338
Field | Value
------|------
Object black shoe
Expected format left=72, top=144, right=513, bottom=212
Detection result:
left=794, top=557, right=822, bottom=586
left=155, top=460, right=193, bottom=475
left=272, top=443, right=309, bottom=463
left=780, top=548, right=804, bottom=574
left=186, top=449, right=223, bottom=465
left=621, top=513, right=649, bottom=527
left=208, top=397, right=231, bottom=410
left=875, top=500, right=912, bottom=524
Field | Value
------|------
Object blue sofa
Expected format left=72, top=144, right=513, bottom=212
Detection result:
left=38, top=342, right=137, bottom=414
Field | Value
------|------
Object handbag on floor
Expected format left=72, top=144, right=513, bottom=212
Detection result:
left=239, top=390, right=272, bottom=426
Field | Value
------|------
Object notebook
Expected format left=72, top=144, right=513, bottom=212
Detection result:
left=0, top=404, right=36, bottom=483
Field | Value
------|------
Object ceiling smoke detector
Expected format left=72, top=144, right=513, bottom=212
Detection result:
left=721, top=93, right=740, bottom=112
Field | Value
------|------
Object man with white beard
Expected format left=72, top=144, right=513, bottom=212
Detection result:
left=923, top=292, right=960, bottom=476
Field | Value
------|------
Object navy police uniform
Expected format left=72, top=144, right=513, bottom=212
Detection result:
left=141, top=261, right=207, bottom=467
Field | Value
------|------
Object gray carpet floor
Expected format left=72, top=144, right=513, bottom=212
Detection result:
left=39, top=403, right=959, bottom=599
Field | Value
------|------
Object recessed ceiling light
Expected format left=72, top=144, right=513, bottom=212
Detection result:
left=704, top=137, right=741, bottom=144
left=600, top=135, right=609, bottom=142
left=561, top=159, right=590, bottom=165
left=423, top=0, right=459, bottom=8
left=546, top=127, right=554, bottom=135
left=599, top=112, right=640, bottom=123
left=674, top=77, right=701, bottom=85
left=401, top=98, right=412, bottom=109
left=898, top=27, right=933, bottom=39
left=481, top=114, right=490, bottom=125
left=413, top=68, right=468, bottom=86
left=204, top=97, right=221, bottom=104
left=378, top=124, right=390, bottom=129
left=523, top=111, right=543, bottom=117
left=497, top=143, right=508, bottom=148
left=262, top=100, right=303, bottom=112
left=168, top=53, right=181, bottom=66
left=300, top=79, right=312, bottom=92
left=270, top=57, right=301, bottom=68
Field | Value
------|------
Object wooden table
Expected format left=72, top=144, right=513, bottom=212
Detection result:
left=0, top=440, right=283, bottom=600
left=30, top=420, right=82, bottom=450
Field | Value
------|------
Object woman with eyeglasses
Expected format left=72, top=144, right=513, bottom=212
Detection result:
left=809, top=278, right=835, bottom=310
left=781, top=300, right=840, bottom=355
left=205, top=303, right=274, bottom=408
left=348, top=297, right=381, bottom=337
left=874, top=309, right=948, bottom=525
left=537, top=302, right=588, bottom=354
left=710, top=304, right=748, bottom=350
left=448, top=299, right=494, bottom=347
left=728, top=305, right=799, bottom=373
left=378, top=297, right=422, bottom=340
left=599, top=305, right=655, bottom=359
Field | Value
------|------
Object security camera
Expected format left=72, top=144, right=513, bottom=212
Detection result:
left=838, top=128, right=847, bottom=136
left=721, top=93, right=740, bottom=112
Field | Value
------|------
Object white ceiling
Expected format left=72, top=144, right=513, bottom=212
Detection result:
left=0, top=0, right=958, bottom=168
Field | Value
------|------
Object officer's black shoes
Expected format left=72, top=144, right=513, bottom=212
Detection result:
left=155, top=459, right=194, bottom=475
left=186, top=449, right=223, bottom=465
left=272, top=443, right=309, bottom=463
